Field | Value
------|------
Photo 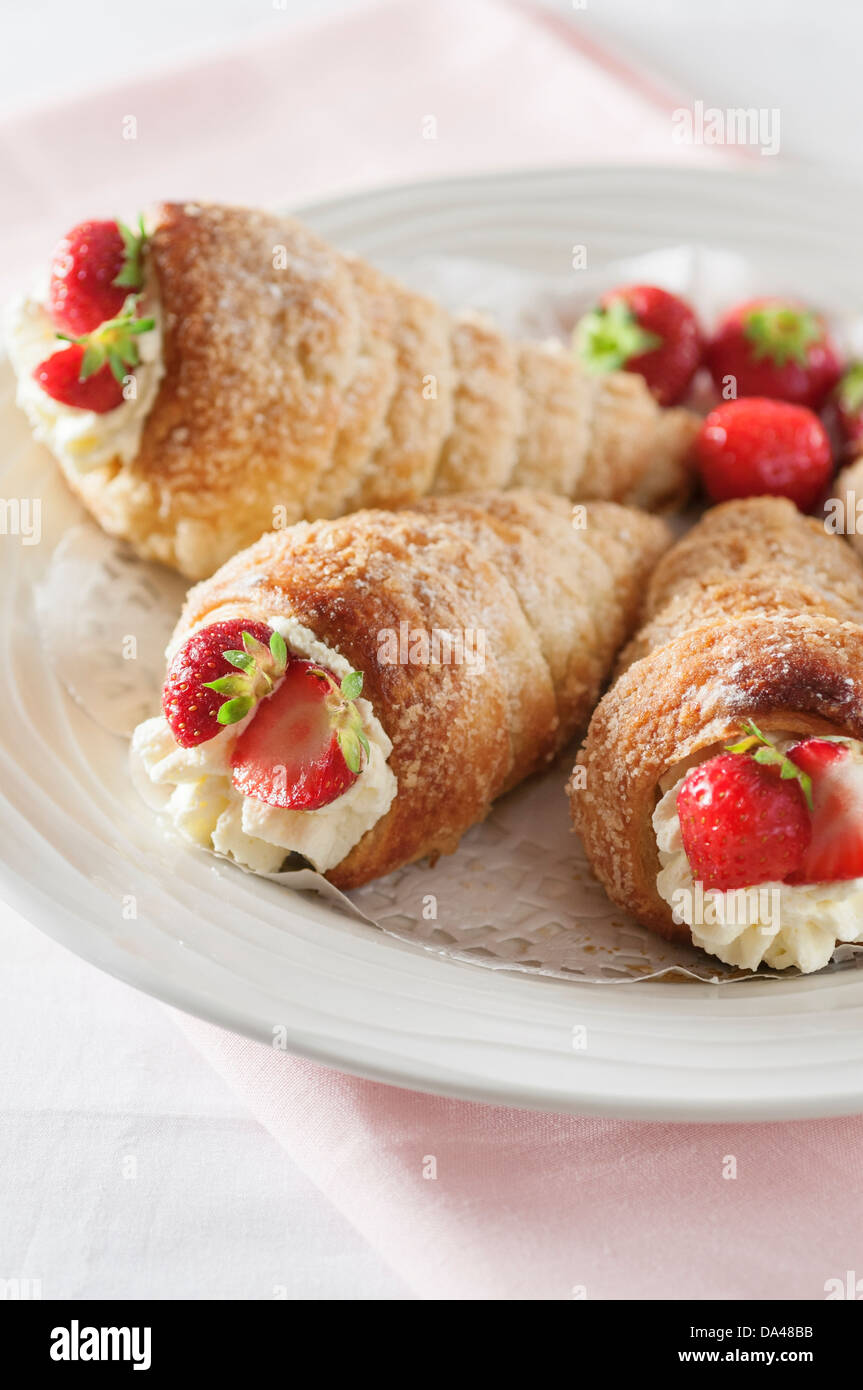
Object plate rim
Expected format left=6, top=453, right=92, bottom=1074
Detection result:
left=293, top=158, right=863, bottom=216
left=4, top=161, right=863, bottom=1122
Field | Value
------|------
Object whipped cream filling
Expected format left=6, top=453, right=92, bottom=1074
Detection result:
left=653, top=740, right=863, bottom=973
left=5, top=268, right=164, bottom=474
left=131, top=616, right=397, bottom=875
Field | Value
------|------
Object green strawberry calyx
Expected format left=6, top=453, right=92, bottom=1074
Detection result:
left=742, top=303, right=822, bottom=368
left=573, top=299, right=663, bottom=375
left=204, top=629, right=289, bottom=726
left=309, top=667, right=370, bottom=775
left=113, top=215, right=149, bottom=291
left=56, top=294, right=156, bottom=384
left=837, top=363, right=863, bottom=416
left=726, top=719, right=813, bottom=811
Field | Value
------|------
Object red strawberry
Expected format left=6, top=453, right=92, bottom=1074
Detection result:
left=694, top=397, right=833, bottom=511
left=706, top=298, right=842, bottom=410
left=33, top=298, right=156, bottom=413
left=231, top=661, right=369, bottom=811
left=574, top=284, right=702, bottom=405
left=676, top=749, right=811, bottom=892
left=48, top=217, right=147, bottom=336
left=162, top=621, right=284, bottom=748
left=834, top=363, right=863, bottom=459
left=33, top=344, right=124, bottom=414
left=785, top=737, right=863, bottom=882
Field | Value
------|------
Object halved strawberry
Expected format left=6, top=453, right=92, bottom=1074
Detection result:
left=230, top=661, right=369, bottom=811
left=48, top=217, right=147, bottom=336
left=785, top=737, right=863, bottom=882
left=32, top=344, right=124, bottom=414
left=34, top=296, right=156, bottom=412
left=162, top=621, right=285, bottom=748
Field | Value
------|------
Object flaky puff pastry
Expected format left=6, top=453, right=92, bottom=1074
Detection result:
left=569, top=498, right=863, bottom=941
left=60, top=202, right=697, bottom=579
left=617, top=495, right=863, bottom=673
left=172, top=490, right=670, bottom=888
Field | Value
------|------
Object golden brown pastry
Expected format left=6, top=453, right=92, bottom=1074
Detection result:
left=570, top=497, right=863, bottom=973
left=132, top=490, right=670, bottom=888
left=617, top=494, right=863, bottom=672
left=9, top=202, right=698, bottom=579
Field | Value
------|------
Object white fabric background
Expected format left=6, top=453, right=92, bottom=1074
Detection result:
left=2, top=0, right=858, bottom=173
left=0, top=913, right=410, bottom=1298
left=1, top=0, right=860, bottom=1301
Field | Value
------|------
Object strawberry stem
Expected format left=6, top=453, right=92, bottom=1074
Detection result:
left=743, top=303, right=821, bottom=369
left=204, top=628, right=288, bottom=726
left=57, top=295, right=156, bottom=383
left=726, top=719, right=814, bottom=810
left=573, top=299, right=662, bottom=375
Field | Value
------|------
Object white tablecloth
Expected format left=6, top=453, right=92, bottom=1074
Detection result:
left=0, top=910, right=410, bottom=1298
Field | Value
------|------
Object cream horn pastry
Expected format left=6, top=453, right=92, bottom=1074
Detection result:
left=8, top=202, right=699, bottom=580
left=570, top=497, right=863, bottom=974
left=131, top=490, right=670, bottom=888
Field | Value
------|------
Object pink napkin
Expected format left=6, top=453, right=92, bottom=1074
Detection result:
left=174, top=1014, right=863, bottom=1301
left=0, top=0, right=727, bottom=300
left=4, top=0, right=815, bottom=1302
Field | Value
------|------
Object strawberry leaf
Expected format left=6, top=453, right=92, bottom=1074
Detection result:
left=211, top=627, right=292, bottom=727
left=837, top=364, right=863, bottom=415
left=725, top=734, right=759, bottom=755
left=242, top=631, right=270, bottom=661
left=337, top=727, right=362, bottom=774
left=726, top=719, right=772, bottom=756
left=79, top=343, right=106, bottom=380
left=270, top=631, right=288, bottom=671
left=743, top=304, right=821, bottom=369
left=204, top=675, right=250, bottom=697
left=113, top=216, right=148, bottom=291
left=216, top=696, right=254, bottom=725
left=65, top=298, right=155, bottom=383
left=752, top=746, right=784, bottom=768
left=573, top=299, right=662, bottom=375
left=341, top=670, right=363, bottom=700
left=224, top=650, right=255, bottom=673
left=106, top=348, right=127, bottom=384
